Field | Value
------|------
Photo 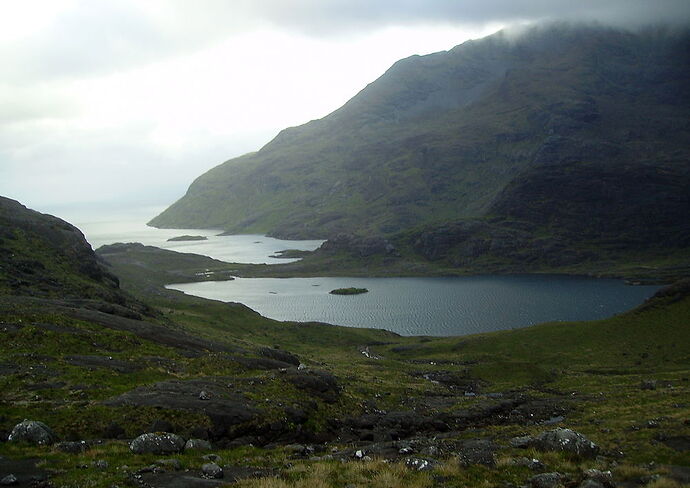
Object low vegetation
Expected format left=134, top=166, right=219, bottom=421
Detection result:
left=0, top=198, right=688, bottom=487
left=329, top=287, right=368, bottom=295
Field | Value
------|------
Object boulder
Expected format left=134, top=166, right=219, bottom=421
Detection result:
left=202, top=462, right=223, bottom=479
left=259, top=347, right=300, bottom=366
left=285, top=370, right=339, bottom=403
left=581, top=469, right=614, bottom=488
left=530, top=472, right=564, bottom=488
left=185, top=439, right=212, bottom=451
left=0, top=474, right=17, bottom=486
left=130, top=432, right=185, bottom=455
left=456, top=439, right=496, bottom=467
left=531, top=428, right=599, bottom=458
left=8, top=420, right=57, bottom=445
left=56, top=441, right=90, bottom=454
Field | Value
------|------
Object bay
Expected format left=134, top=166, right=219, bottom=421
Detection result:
left=167, top=275, right=660, bottom=336
left=68, top=208, right=324, bottom=264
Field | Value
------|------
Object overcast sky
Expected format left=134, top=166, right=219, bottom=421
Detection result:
left=1, top=0, right=688, bottom=219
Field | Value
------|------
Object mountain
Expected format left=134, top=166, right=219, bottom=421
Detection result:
left=150, top=23, right=690, bottom=265
left=0, top=196, right=125, bottom=303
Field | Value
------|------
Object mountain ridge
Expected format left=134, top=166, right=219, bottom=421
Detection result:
left=149, top=23, right=690, bottom=270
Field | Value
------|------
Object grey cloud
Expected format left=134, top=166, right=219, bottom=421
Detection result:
left=4, top=0, right=688, bottom=84
left=0, top=0, right=244, bottom=83
left=240, top=0, right=690, bottom=35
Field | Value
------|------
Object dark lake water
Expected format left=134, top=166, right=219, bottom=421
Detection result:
left=68, top=212, right=659, bottom=337
left=167, top=275, right=660, bottom=336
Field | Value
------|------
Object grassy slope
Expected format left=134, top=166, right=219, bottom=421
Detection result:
left=1, top=233, right=688, bottom=486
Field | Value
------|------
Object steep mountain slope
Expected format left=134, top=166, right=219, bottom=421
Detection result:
left=0, top=196, right=125, bottom=302
left=150, top=23, right=690, bottom=253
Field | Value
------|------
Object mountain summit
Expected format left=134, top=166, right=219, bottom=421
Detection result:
left=150, top=24, right=690, bottom=255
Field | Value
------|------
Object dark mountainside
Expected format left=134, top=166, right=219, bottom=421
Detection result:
left=0, top=196, right=122, bottom=300
left=1, top=198, right=689, bottom=486
left=150, top=24, right=690, bottom=273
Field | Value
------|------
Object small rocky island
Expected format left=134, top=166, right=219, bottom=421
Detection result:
left=330, top=287, right=369, bottom=295
left=166, top=235, right=208, bottom=242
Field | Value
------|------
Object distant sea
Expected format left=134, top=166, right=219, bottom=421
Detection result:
left=60, top=205, right=324, bottom=264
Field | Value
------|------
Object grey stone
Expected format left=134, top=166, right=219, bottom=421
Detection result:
left=185, top=438, right=212, bottom=451
left=130, top=432, right=185, bottom=454
left=404, top=457, right=438, bottom=471
left=579, top=481, right=604, bottom=488
left=531, top=428, right=599, bottom=458
left=8, top=420, right=57, bottom=445
left=259, top=347, right=300, bottom=366
left=56, top=440, right=90, bottom=453
left=583, top=469, right=614, bottom=487
left=511, top=435, right=533, bottom=448
left=0, top=474, right=17, bottom=486
left=457, top=439, right=496, bottom=467
left=199, top=390, right=211, bottom=400
left=512, top=457, right=545, bottom=471
left=93, top=459, right=108, bottom=470
left=202, top=462, right=223, bottom=479
left=530, top=472, right=563, bottom=488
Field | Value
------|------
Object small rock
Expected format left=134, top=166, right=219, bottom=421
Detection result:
left=399, top=446, right=414, bottom=455
left=199, top=390, right=211, bottom=401
left=184, top=438, right=212, bottom=451
left=8, top=420, right=57, bottom=445
left=512, top=457, right=545, bottom=471
left=405, top=457, right=438, bottom=471
left=285, top=444, right=315, bottom=457
left=0, top=474, right=17, bottom=486
left=530, top=472, right=563, bottom=488
left=93, top=460, right=108, bottom=470
left=511, top=435, right=533, bottom=448
left=354, top=449, right=365, bottom=459
left=56, top=441, right=89, bottom=454
left=457, top=439, right=495, bottom=467
left=201, top=462, right=223, bottom=479
left=583, top=469, right=614, bottom=487
left=130, top=432, right=185, bottom=454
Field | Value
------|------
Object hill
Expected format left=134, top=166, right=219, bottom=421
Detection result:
left=150, top=24, right=690, bottom=273
left=2, top=202, right=689, bottom=485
